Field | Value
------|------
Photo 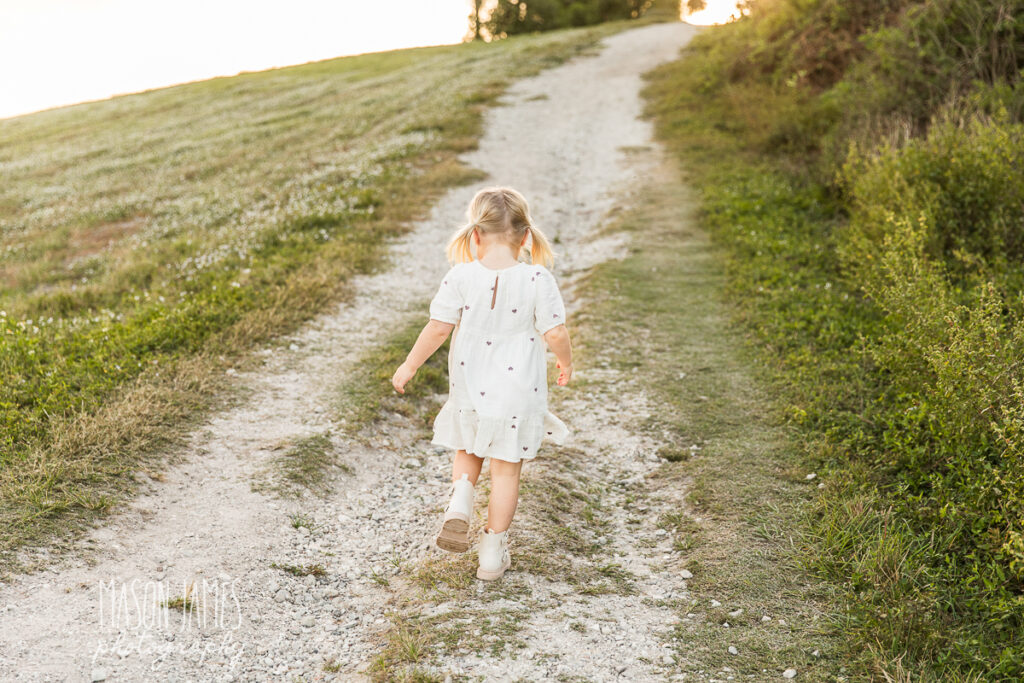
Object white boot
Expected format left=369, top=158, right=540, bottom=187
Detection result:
left=436, top=473, right=474, bottom=553
left=476, top=527, right=511, bottom=581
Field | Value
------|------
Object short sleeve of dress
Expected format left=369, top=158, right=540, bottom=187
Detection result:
left=533, top=267, right=566, bottom=335
left=429, top=266, right=463, bottom=325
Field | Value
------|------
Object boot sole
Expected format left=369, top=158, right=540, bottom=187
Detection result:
left=476, top=557, right=511, bottom=581
left=436, top=517, right=471, bottom=553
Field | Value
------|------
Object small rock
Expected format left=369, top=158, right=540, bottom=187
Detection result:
left=818, top=482, right=826, bottom=489
left=778, top=619, right=787, bottom=626
left=274, top=589, right=290, bottom=603
left=226, top=368, right=236, bottom=376
left=783, top=668, right=797, bottom=678
left=300, top=616, right=315, bottom=628
left=761, top=615, right=772, bottom=622
left=723, top=621, right=731, bottom=628
left=289, top=343, right=299, bottom=351
left=728, top=608, right=744, bottom=618
left=805, top=473, right=816, bottom=481
left=711, top=599, right=722, bottom=608
left=680, top=569, right=693, bottom=579
left=91, top=669, right=107, bottom=682
left=297, top=526, right=310, bottom=537
left=728, top=646, right=738, bottom=655
left=812, top=650, right=820, bottom=657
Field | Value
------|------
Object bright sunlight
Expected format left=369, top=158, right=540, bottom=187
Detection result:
left=682, top=0, right=746, bottom=25
left=0, top=0, right=473, bottom=120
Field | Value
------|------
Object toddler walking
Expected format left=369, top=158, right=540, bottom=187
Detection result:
left=391, top=187, right=573, bottom=581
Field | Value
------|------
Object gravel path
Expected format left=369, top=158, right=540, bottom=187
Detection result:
left=0, top=21, right=697, bottom=682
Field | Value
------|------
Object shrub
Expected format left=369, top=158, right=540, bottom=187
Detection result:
left=840, top=115, right=1024, bottom=290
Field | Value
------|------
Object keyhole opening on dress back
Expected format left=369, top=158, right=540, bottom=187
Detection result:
left=490, top=274, right=498, bottom=310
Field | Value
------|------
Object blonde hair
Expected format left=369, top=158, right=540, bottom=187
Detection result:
left=445, top=186, right=555, bottom=267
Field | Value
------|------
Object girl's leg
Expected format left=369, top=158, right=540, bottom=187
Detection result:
left=452, top=449, right=484, bottom=484
left=486, top=458, right=523, bottom=532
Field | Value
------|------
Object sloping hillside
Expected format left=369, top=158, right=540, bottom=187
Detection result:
left=0, top=22, right=628, bottom=564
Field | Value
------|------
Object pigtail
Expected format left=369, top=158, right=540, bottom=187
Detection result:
left=527, top=225, right=555, bottom=268
left=446, top=222, right=475, bottom=264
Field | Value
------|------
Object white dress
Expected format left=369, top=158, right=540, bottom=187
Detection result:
left=428, top=259, right=570, bottom=463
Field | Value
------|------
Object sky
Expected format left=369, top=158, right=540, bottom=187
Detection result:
left=0, top=0, right=740, bottom=120
left=684, top=1, right=747, bottom=25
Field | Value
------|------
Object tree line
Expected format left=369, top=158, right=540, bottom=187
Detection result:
left=469, top=0, right=680, bottom=39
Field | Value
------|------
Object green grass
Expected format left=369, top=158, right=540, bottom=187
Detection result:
left=641, top=9, right=1024, bottom=678
left=252, top=431, right=352, bottom=498
left=336, top=316, right=452, bottom=438
left=270, top=561, right=327, bottom=578
left=162, top=581, right=199, bottom=612
left=288, top=512, right=316, bottom=530
left=0, top=20, right=630, bottom=571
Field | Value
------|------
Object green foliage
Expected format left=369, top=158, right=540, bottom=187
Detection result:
left=484, top=0, right=667, bottom=37
left=684, top=0, right=1024, bottom=172
left=830, top=0, right=1024, bottom=152
left=840, top=115, right=1024, bottom=289
left=644, top=0, right=1024, bottom=675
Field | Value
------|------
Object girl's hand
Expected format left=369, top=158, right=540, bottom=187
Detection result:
left=392, top=362, right=416, bottom=394
left=556, top=361, right=573, bottom=386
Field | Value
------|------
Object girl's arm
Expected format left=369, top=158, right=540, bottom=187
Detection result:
left=543, top=324, right=573, bottom=386
left=392, top=319, right=455, bottom=394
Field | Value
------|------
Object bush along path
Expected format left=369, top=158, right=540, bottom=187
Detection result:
left=0, top=22, right=711, bottom=682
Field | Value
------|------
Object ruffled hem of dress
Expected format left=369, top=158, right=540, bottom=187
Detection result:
left=431, top=402, right=569, bottom=463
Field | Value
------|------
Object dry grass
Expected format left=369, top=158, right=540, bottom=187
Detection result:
left=251, top=432, right=353, bottom=499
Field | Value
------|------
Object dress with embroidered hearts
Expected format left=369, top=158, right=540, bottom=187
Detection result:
left=427, top=259, right=570, bottom=463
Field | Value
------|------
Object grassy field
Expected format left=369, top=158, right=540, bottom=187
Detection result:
left=0, top=22, right=633, bottom=568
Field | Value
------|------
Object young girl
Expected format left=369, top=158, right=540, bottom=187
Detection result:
left=391, top=187, right=573, bottom=581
